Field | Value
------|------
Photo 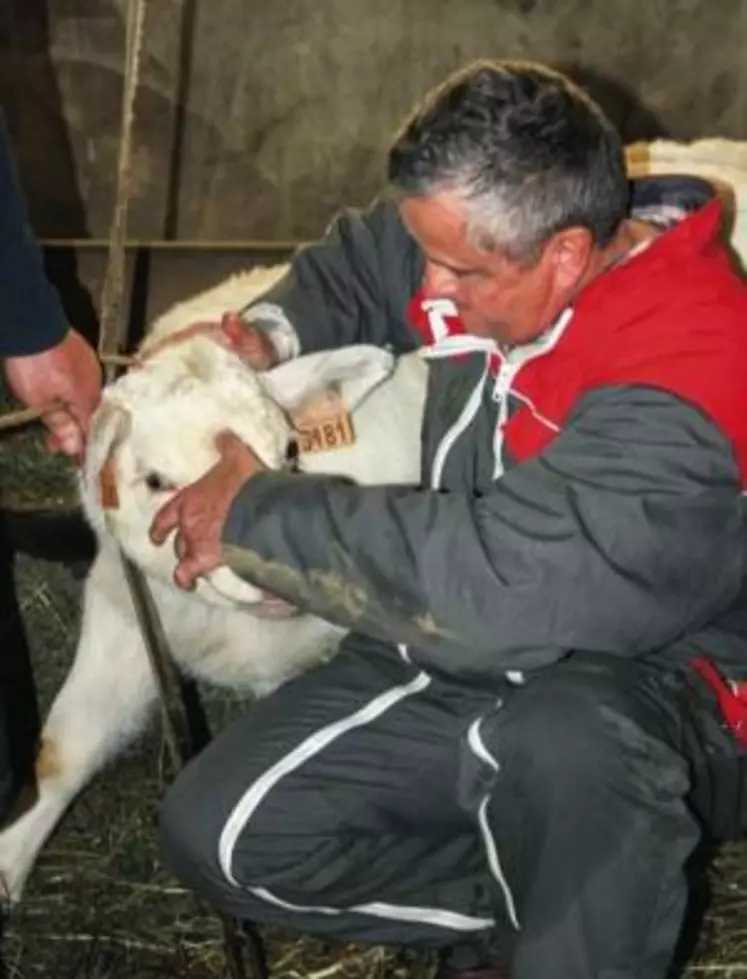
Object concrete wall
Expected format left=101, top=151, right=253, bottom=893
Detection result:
left=2, top=0, right=747, bottom=241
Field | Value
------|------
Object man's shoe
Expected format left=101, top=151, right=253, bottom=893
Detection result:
left=434, top=966, right=505, bottom=979
left=432, top=942, right=506, bottom=979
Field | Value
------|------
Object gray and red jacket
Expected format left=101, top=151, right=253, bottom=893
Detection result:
left=222, top=176, right=747, bottom=691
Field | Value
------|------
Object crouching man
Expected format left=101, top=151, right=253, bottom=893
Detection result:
left=150, top=60, right=747, bottom=979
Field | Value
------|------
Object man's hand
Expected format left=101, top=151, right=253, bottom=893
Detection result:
left=138, top=312, right=278, bottom=370
left=3, top=328, right=102, bottom=459
left=150, top=431, right=266, bottom=591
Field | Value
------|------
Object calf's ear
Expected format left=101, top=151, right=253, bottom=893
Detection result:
left=85, top=402, right=133, bottom=511
left=262, top=345, right=395, bottom=414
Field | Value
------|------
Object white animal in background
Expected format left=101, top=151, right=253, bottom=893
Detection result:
left=0, top=266, right=429, bottom=903
left=626, top=137, right=747, bottom=266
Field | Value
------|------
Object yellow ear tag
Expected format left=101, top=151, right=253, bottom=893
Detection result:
left=290, top=388, right=356, bottom=454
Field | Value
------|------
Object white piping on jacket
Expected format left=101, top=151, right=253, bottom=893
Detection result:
left=419, top=307, right=574, bottom=486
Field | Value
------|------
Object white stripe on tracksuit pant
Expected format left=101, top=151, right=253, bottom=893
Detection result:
left=159, top=636, right=510, bottom=955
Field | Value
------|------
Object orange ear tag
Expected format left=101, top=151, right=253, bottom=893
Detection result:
left=98, top=456, right=120, bottom=509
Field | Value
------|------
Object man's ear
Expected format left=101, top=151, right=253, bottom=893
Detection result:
left=543, top=226, right=595, bottom=292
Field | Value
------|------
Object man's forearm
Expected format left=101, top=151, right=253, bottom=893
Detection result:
left=219, top=389, right=745, bottom=677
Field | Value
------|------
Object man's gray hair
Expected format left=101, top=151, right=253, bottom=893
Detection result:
left=388, top=60, right=630, bottom=263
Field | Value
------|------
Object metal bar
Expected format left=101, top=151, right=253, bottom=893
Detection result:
left=163, top=0, right=197, bottom=240
left=40, top=238, right=303, bottom=252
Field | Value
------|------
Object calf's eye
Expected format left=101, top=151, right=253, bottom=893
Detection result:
left=144, top=472, right=174, bottom=492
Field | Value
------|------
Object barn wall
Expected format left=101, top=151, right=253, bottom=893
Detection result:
left=2, top=0, right=747, bottom=241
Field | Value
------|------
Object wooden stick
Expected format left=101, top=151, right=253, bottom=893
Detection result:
left=0, top=405, right=46, bottom=432
left=0, top=402, right=60, bottom=433
left=97, top=0, right=147, bottom=379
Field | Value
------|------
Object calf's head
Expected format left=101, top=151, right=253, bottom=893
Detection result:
left=82, top=337, right=294, bottom=612
left=82, top=336, right=395, bottom=614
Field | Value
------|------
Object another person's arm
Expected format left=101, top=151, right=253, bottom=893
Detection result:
left=0, top=109, right=101, bottom=457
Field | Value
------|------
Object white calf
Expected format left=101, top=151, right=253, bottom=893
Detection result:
left=626, top=137, right=747, bottom=266
left=0, top=267, right=428, bottom=903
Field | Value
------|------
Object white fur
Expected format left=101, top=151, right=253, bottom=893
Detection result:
left=627, top=137, right=747, bottom=266
left=0, top=266, right=428, bottom=902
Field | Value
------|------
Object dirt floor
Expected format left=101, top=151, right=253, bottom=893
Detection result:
left=1, top=250, right=747, bottom=978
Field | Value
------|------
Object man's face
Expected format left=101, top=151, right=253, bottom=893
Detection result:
left=400, top=192, right=582, bottom=346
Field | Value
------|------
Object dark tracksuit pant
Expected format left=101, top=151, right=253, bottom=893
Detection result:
left=159, top=638, right=747, bottom=979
